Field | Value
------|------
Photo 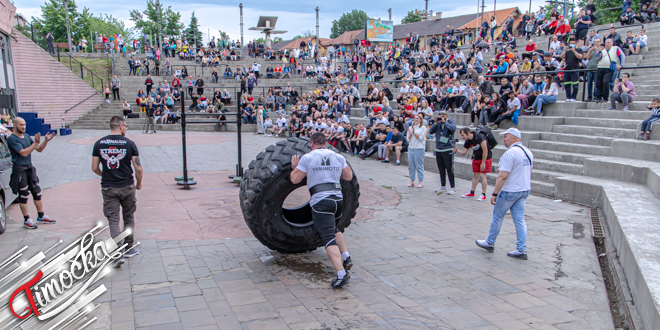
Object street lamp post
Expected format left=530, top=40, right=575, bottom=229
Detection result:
left=424, top=0, right=429, bottom=50
left=63, top=0, right=73, bottom=52
left=156, top=0, right=162, bottom=50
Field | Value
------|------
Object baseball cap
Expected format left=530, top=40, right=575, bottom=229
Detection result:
left=499, top=127, right=521, bottom=139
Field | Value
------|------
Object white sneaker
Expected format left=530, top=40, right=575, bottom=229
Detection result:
left=447, top=189, right=457, bottom=195
left=435, top=187, right=447, bottom=194
left=455, top=107, right=463, bottom=112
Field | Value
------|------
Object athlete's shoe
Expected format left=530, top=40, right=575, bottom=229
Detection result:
left=331, top=273, right=350, bottom=288
left=475, top=239, right=494, bottom=252
left=23, top=218, right=38, bottom=230
left=342, top=256, right=353, bottom=271
left=477, top=194, right=487, bottom=201
left=435, top=187, right=447, bottom=194
left=112, top=257, right=125, bottom=268
left=447, top=189, right=457, bottom=195
left=462, top=192, right=475, bottom=198
left=507, top=250, right=528, bottom=260
left=124, top=247, right=140, bottom=258
left=37, top=215, right=56, bottom=224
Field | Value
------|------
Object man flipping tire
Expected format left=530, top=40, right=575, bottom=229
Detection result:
left=290, top=132, right=354, bottom=288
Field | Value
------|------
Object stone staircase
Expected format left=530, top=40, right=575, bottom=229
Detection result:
left=12, top=30, right=104, bottom=126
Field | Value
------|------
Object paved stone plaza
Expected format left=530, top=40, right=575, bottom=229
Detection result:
left=0, top=130, right=614, bottom=329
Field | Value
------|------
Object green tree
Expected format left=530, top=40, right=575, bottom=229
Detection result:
left=185, top=12, right=202, bottom=44
left=129, top=0, right=183, bottom=44
left=330, top=9, right=369, bottom=38
left=89, top=14, right=134, bottom=41
left=31, top=0, right=92, bottom=47
left=293, top=29, right=314, bottom=40
left=401, top=10, right=422, bottom=24
left=218, top=30, right=229, bottom=41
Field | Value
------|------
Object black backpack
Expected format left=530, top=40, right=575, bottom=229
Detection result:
left=476, top=127, right=498, bottom=149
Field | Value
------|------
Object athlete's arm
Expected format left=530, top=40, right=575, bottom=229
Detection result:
left=340, top=165, right=353, bottom=181
left=290, top=155, right=306, bottom=184
left=132, top=156, right=143, bottom=190
left=91, top=156, right=103, bottom=176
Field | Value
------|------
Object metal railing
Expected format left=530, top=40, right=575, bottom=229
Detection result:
left=55, top=45, right=105, bottom=92
left=597, top=23, right=644, bottom=34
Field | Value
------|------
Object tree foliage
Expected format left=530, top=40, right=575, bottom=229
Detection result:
left=129, top=0, right=183, bottom=43
left=185, top=12, right=202, bottom=44
left=218, top=30, right=229, bottom=41
left=89, top=14, right=134, bottom=40
left=31, top=0, right=92, bottom=44
left=401, top=10, right=422, bottom=24
left=293, top=29, right=315, bottom=40
left=330, top=9, right=369, bottom=39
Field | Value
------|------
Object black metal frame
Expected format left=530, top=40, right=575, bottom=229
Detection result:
left=177, top=91, right=243, bottom=190
left=596, top=23, right=644, bottom=34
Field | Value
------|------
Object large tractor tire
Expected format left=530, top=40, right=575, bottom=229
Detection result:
left=239, top=137, right=360, bottom=253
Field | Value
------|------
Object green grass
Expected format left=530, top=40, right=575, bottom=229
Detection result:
left=57, top=57, right=110, bottom=91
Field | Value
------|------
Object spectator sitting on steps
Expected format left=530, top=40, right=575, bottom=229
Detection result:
left=638, top=98, right=660, bottom=140
left=608, top=73, right=635, bottom=111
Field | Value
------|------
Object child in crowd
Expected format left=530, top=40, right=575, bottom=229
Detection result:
left=104, top=85, right=111, bottom=103
left=639, top=98, right=660, bottom=140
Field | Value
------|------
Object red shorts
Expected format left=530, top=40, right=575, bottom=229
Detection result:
left=472, top=158, right=492, bottom=173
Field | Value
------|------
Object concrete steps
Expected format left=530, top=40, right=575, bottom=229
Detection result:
left=552, top=124, right=637, bottom=139
left=527, top=140, right=611, bottom=156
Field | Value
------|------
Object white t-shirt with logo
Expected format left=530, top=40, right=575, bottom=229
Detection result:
left=296, top=148, right=348, bottom=205
left=375, top=117, right=390, bottom=126
left=276, top=118, right=287, bottom=128
left=498, top=142, right=534, bottom=192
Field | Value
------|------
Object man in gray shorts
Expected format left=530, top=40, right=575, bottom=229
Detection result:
left=290, top=132, right=355, bottom=288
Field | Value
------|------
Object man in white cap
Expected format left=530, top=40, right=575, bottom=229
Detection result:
left=475, top=128, right=534, bottom=260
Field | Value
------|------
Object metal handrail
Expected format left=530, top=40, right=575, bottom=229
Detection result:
left=597, top=23, right=644, bottom=34
left=56, top=44, right=106, bottom=91
left=64, top=91, right=101, bottom=114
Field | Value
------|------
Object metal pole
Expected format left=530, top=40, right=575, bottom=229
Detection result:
left=388, top=8, right=392, bottom=20
left=236, top=94, right=243, bottom=178
left=494, top=0, right=497, bottom=13
left=80, top=62, right=83, bottom=79
left=529, top=0, right=532, bottom=15
left=476, top=0, right=480, bottom=40
left=57, top=44, right=60, bottom=62
left=563, top=0, right=568, bottom=18
left=316, top=7, right=319, bottom=52
left=157, top=0, right=162, bottom=51
left=178, top=92, right=196, bottom=189
left=64, top=0, right=73, bottom=52
left=424, top=0, right=429, bottom=50
left=31, top=23, right=35, bottom=42
left=240, top=3, right=244, bottom=60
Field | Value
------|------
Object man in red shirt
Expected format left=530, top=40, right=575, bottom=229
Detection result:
left=171, top=76, right=181, bottom=92
left=102, top=34, right=109, bottom=53
left=524, top=39, right=536, bottom=60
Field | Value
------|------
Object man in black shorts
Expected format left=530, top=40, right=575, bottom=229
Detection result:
left=92, top=116, right=143, bottom=268
left=7, top=117, right=56, bottom=229
left=290, top=133, right=354, bottom=288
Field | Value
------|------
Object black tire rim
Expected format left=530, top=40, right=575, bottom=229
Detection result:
left=281, top=186, right=313, bottom=228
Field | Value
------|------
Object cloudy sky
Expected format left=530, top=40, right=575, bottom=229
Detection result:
left=15, top=0, right=548, bottom=42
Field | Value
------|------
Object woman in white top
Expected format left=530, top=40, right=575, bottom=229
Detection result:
left=407, top=114, right=428, bottom=188
left=528, top=74, right=558, bottom=116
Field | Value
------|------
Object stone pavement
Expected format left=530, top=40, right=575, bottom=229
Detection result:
left=0, top=130, right=614, bottom=329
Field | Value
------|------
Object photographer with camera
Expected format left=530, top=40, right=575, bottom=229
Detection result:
left=430, top=111, right=457, bottom=195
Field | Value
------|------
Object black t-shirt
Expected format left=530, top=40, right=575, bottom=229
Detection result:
left=7, top=134, right=34, bottom=166
left=464, top=133, right=492, bottom=160
left=92, top=135, right=139, bottom=188
left=391, top=132, right=408, bottom=148
left=565, top=48, right=583, bottom=70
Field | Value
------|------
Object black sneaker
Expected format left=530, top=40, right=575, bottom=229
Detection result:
left=342, top=256, right=353, bottom=271
left=331, top=273, right=350, bottom=289
left=359, top=153, right=366, bottom=160
left=124, top=247, right=140, bottom=258
left=380, top=159, right=389, bottom=163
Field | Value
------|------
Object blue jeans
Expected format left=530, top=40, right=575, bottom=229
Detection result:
left=490, top=27, right=495, bottom=40
left=486, top=190, right=530, bottom=252
left=408, top=148, right=425, bottom=182
left=360, top=62, right=365, bottom=73
left=586, top=71, right=596, bottom=99
left=532, top=95, right=557, bottom=114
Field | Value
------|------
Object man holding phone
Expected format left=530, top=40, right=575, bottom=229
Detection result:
left=430, top=111, right=457, bottom=195
left=561, top=38, right=583, bottom=102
